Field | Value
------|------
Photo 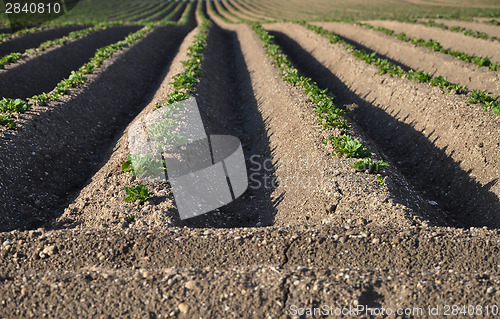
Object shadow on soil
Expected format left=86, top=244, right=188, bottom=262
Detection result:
left=0, top=25, right=141, bottom=99
left=0, top=25, right=88, bottom=58
left=269, top=30, right=500, bottom=229
left=173, top=23, right=280, bottom=229
left=0, top=24, right=194, bottom=232
left=335, top=33, right=414, bottom=73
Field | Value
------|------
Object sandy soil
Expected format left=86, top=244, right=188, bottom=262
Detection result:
left=0, top=24, right=192, bottom=232
left=0, top=25, right=87, bottom=58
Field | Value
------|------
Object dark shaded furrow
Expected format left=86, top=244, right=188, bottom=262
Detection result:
left=170, top=2, right=188, bottom=22
left=0, top=24, right=193, bottom=232
left=0, top=25, right=88, bottom=58
left=268, top=29, right=500, bottom=228
left=178, top=22, right=277, bottom=228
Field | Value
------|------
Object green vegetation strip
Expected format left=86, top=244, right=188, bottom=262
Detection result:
left=0, top=24, right=116, bottom=69
left=252, top=23, right=388, bottom=175
left=0, top=26, right=41, bottom=43
left=301, top=22, right=499, bottom=115
left=120, top=4, right=211, bottom=205
left=138, top=2, right=176, bottom=23
left=158, top=4, right=210, bottom=106
left=359, top=22, right=500, bottom=72
left=419, top=20, right=497, bottom=42
left=0, top=26, right=152, bottom=129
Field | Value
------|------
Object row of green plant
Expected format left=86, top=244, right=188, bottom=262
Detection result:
left=120, top=5, right=211, bottom=205
left=300, top=22, right=499, bottom=115
left=137, top=2, right=176, bottom=23
left=419, top=20, right=495, bottom=41
left=252, top=23, right=388, bottom=175
left=0, top=26, right=41, bottom=42
left=0, top=25, right=153, bottom=130
left=359, top=22, right=500, bottom=72
left=485, top=19, right=500, bottom=26
left=207, top=0, right=234, bottom=24
left=160, top=8, right=210, bottom=106
left=0, top=24, right=114, bottom=69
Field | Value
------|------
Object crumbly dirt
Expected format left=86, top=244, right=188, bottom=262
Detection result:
left=266, top=22, right=500, bottom=227
left=314, top=21, right=500, bottom=97
left=0, top=225, right=498, bottom=318
left=224, top=0, right=269, bottom=22
left=365, top=20, right=500, bottom=64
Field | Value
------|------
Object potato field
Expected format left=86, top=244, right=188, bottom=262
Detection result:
left=0, top=0, right=499, bottom=317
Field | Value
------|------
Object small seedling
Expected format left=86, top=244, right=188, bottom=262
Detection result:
left=330, top=135, right=371, bottom=158
left=377, top=175, right=385, bottom=185
left=0, top=97, right=31, bottom=113
left=0, top=115, right=15, bottom=129
left=121, top=185, right=151, bottom=204
left=122, top=154, right=166, bottom=177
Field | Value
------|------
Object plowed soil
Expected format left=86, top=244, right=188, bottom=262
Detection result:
left=419, top=18, right=500, bottom=39
left=314, top=21, right=500, bottom=97
left=0, top=25, right=87, bottom=58
left=0, top=2, right=499, bottom=318
left=365, top=20, right=500, bottom=63
left=0, top=25, right=141, bottom=99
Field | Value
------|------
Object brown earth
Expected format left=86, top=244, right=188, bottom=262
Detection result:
left=314, top=21, right=500, bottom=98
left=212, top=0, right=239, bottom=23
left=365, top=20, right=500, bottom=63
left=0, top=4, right=499, bottom=318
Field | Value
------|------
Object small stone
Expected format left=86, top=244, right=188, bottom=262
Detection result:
left=372, top=238, right=380, bottom=244
left=178, top=303, right=189, bottom=314
left=185, top=280, right=197, bottom=290
left=487, top=287, right=495, bottom=294
left=42, top=245, right=56, bottom=256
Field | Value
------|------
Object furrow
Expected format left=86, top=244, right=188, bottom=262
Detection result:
left=365, top=20, right=500, bottom=64
left=0, top=25, right=87, bottom=58
left=0, top=25, right=141, bottom=99
left=265, top=22, right=500, bottom=227
left=314, top=21, right=500, bottom=97
left=0, top=24, right=192, bottom=232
